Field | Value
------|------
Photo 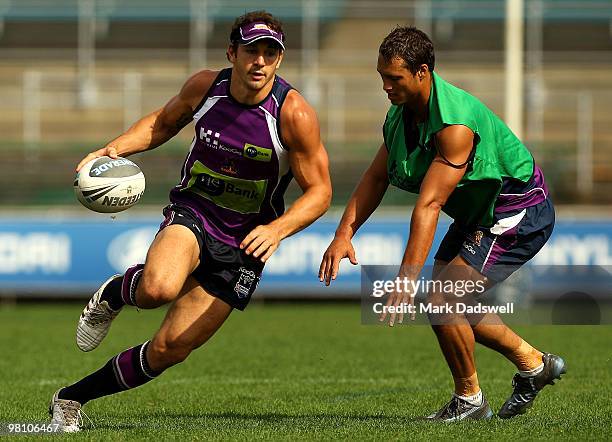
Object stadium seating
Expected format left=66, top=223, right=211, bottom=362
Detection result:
left=0, top=0, right=611, bottom=204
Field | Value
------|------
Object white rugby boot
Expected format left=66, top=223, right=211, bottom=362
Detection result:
left=76, top=274, right=122, bottom=351
left=48, top=389, right=84, bottom=433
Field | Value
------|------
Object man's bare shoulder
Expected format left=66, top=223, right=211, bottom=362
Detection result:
left=433, top=124, right=474, bottom=167
left=281, top=90, right=318, bottom=127
left=280, top=89, right=321, bottom=149
left=180, top=69, right=222, bottom=109
left=282, top=89, right=311, bottom=112
left=189, top=69, right=220, bottom=86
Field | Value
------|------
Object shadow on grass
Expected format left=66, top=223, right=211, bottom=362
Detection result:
left=93, top=411, right=431, bottom=430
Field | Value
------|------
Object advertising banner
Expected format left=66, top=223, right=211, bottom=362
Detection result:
left=0, top=214, right=611, bottom=297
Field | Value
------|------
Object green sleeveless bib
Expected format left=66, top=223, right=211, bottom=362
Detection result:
left=383, top=72, right=534, bottom=227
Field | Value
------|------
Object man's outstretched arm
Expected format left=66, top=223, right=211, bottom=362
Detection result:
left=379, top=124, right=474, bottom=325
left=76, top=70, right=217, bottom=171
left=319, top=144, right=390, bottom=285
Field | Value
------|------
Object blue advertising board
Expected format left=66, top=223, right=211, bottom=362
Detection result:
left=0, top=213, right=611, bottom=297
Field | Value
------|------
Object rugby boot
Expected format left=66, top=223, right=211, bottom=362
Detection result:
left=48, top=389, right=84, bottom=432
left=76, top=274, right=122, bottom=351
left=426, top=393, right=493, bottom=422
left=498, top=352, right=566, bottom=419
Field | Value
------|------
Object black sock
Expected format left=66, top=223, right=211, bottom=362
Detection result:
left=98, top=264, right=144, bottom=310
left=99, top=276, right=124, bottom=311
left=58, top=341, right=162, bottom=405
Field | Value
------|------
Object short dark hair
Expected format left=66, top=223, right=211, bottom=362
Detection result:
left=229, top=10, right=285, bottom=49
left=379, top=26, right=435, bottom=73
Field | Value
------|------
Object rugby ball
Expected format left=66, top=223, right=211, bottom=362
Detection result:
left=74, top=156, right=145, bottom=213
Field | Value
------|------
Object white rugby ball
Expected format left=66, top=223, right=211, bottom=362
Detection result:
left=74, top=156, right=145, bottom=213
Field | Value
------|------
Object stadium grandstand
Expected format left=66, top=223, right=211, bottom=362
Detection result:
left=0, top=0, right=611, bottom=205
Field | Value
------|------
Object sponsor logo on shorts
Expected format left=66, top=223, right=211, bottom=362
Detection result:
left=234, top=266, right=257, bottom=298
left=463, top=242, right=477, bottom=255
left=243, top=144, right=272, bottom=162
left=190, top=222, right=202, bottom=234
left=467, top=230, right=484, bottom=246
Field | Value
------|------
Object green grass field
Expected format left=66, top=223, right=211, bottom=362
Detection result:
left=1, top=302, right=611, bottom=440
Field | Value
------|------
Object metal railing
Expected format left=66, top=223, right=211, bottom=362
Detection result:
left=10, top=66, right=611, bottom=200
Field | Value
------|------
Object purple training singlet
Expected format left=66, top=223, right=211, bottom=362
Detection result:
left=169, top=68, right=294, bottom=247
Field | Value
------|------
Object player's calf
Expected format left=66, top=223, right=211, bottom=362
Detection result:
left=147, top=335, right=197, bottom=372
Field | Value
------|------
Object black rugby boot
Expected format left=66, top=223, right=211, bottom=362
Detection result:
left=498, top=352, right=566, bottom=419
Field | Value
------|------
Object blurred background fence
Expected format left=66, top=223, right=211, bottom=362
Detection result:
left=0, top=0, right=611, bottom=296
left=1, top=0, right=612, bottom=206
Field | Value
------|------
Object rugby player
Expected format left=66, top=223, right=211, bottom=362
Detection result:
left=319, top=26, right=566, bottom=422
left=49, top=11, right=331, bottom=432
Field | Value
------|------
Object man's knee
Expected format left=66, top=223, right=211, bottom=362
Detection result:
left=148, top=335, right=194, bottom=370
left=138, top=273, right=181, bottom=306
left=426, top=289, right=466, bottom=326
